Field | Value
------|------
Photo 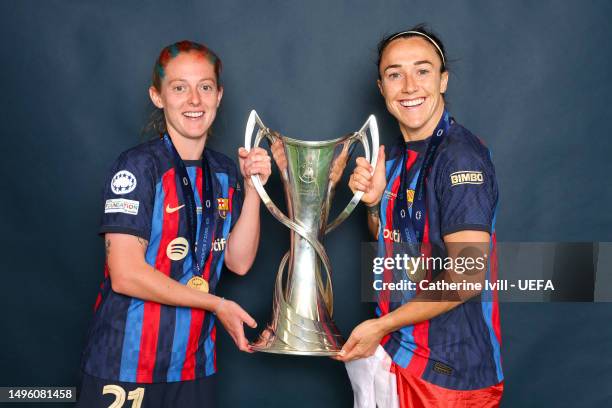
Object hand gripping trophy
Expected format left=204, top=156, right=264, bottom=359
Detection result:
left=244, top=110, right=379, bottom=356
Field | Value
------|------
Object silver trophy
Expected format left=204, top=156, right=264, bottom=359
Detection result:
left=244, top=110, right=379, bottom=356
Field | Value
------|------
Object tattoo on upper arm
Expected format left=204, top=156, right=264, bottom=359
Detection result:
left=105, top=237, right=147, bottom=261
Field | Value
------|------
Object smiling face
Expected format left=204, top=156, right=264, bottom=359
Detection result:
left=378, top=37, right=448, bottom=141
left=149, top=51, right=223, bottom=142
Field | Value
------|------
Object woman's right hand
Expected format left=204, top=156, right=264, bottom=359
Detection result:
left=214, top=298, right=257, bottom=353
left=348, top=145, right=386, bottom=206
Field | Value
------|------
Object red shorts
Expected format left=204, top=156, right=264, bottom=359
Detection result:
left=392, top=363, right=503, bottom=408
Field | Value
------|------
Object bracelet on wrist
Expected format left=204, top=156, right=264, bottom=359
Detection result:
left=213, top=297, right=225, bottom=315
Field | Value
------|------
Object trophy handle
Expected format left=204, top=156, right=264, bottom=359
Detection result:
left=244, top=110, right=284, bottom=219
left=324, top=114, right=379, bottom=234
left=244, top=110, right=314, bottom=238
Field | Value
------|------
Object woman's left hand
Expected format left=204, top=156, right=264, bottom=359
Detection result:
left=238, top=147, right=272, bottom=186
left=334, top=318, right=387, bottom=362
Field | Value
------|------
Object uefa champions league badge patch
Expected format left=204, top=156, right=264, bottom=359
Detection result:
left=111, top=170, right=137, bottom=195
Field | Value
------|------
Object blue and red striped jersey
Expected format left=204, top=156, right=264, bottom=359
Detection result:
left=81, top=138, right=243, bottom=383
left=376, top=121, right=502, bottom=390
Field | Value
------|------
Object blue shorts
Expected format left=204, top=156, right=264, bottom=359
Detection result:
left=76, top=372, right=217, bottom=408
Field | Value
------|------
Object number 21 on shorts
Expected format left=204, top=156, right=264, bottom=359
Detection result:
left=102, top=385, right=145, bottom=408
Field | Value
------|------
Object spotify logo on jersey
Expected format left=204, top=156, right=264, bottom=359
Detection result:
left=166, top=237, right=189, bottom=261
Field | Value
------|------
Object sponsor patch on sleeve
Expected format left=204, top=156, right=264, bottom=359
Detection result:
left=450, top=171, right=484, bottom=186
left=105, top=198, right=140, bottom=215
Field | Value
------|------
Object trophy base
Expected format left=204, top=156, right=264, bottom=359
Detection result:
left=250, top=327, right=343, bottom=356
left=250, top=342, right=342, bottom=356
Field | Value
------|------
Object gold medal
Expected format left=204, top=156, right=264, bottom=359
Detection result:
left=187, top=276, right=209, bottom=293
left=407, top=263, right=426, bottom=283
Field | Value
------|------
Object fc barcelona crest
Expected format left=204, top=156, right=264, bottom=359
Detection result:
left=217, top=197, right=229, bottom=219
left=406, top=189, right=415, bottom=208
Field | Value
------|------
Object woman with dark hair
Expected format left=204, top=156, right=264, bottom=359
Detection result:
left=340, top=26, right=503, bottom=407
left=77, top=40, right=271, bottom=407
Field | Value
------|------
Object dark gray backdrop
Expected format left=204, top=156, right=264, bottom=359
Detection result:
left=1, top=1, right=611, bottom=407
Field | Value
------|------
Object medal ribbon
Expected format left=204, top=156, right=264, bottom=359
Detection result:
left=394, top=110, right=451, bottom=246
left=163, top=134, right=215, bottom=275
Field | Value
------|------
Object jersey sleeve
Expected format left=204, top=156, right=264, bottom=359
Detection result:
left=99, top=151, right=156, bottom=240
left=230, top=164, right=244, bottom=231
left=435, top=144, right=498, bottom=236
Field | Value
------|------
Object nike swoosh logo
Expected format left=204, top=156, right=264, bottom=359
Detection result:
left=166, top=204, right=185, bottom=213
